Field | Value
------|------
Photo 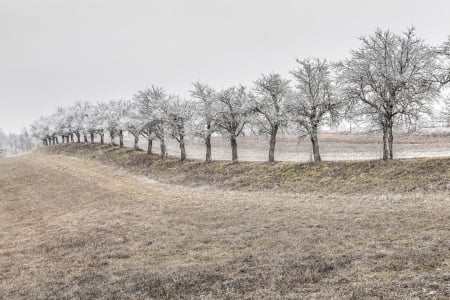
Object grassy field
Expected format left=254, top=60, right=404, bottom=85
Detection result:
left=1, top=144, right=450, bottom=299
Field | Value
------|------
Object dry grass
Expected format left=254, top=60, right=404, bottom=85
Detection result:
left=41, top=143, right=450, bottom=194
left=1, top=147, right=450, bottom=299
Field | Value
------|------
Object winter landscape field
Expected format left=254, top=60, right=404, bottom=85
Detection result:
left=3, top=0, right=450, bottom=299
left=127, top=131, right=450, bottom=162
left=1, top=135, right=450, bottom=299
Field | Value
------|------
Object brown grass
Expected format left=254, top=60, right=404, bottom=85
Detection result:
left=1, top=147, right=449, bottom=299
left=40, top=143, right=450, bottom=194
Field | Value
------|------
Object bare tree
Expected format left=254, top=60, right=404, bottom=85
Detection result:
left=190, top=82, right=217, bottom=162
left=215, top=86, right=253, bottom=162
left=339, top=27, right=440, bottom=160
left=287, top=58, right=341, bottom=162
left=253, top=73, right=291, bottom=163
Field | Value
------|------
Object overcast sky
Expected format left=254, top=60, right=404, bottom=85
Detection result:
left=2, top=0, right=450, bottom=133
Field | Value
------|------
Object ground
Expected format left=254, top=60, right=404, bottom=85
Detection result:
left=1, top=146, right=449, bottom=299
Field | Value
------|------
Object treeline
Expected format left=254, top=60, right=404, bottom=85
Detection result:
left=0, top=128, right=37, bottom=158
left=30, top=27, right=450, bottom=162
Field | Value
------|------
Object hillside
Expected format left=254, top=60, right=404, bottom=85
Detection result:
left=1, top=148, right=449, bottom=299
left=40, top=143, right=450, bottom=194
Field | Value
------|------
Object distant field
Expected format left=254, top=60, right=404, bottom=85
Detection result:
left=1, top=146, right=449, bottom=299
left=124, top=131, right=450, bottom=161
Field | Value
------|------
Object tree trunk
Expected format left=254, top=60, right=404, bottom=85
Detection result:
left=382, top=122, right=394, bottom=160
left=55, top=136, right=59, bottom=144
left=147, top=138, right=153, bottom=154
left=83, top=134, right=88, bottom=143
left=75, top=132, right=81, bottom=143
left=90, top=132, right=94, bottom=143
left=179, top=135, right=186, bottom=161
left=388, top=122, right=394, bottom=160
left=230, top=135, right=238, bottom=162
left=119, top=130, right=124, bottom=148
left=160, top=137, right=166, bottom=159
left=110, top=131, right=116, bottom=145
left=268, top=124, right=279, bottom=163
left=43, top=139, right=47, bottom=146
left=205, top=133, right=212, bottom=162
left=100, top=133, right=104, bottom=145
left=310, top=125, right=321, bottom=163
left=134, top=134, right=140, bottom=150
left=70, top=133, right=74, bottom=143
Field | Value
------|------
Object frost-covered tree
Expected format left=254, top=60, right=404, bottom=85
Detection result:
left=0, top=128, right=36, bottom=156
left=110, top=100, right=131, bottom=148
left=215, top=85, right=253, bottom=162
left=339, top=27, right=440, bottom=160
left=120, top=103, right=145, bottom=150
left=253, top=73, right=291, bottom=163
left=30, top=117, right=51, bottom=146
left=434, top=37, right=450, bottom=85
left=134, top=86, right=168, bottom=157
left=0, top=128, right=7, bottom=157
left=71, top=101, right=91, bottom=143
left=97, top=102, right=110, bottom=145
left=52, top=107, right=72, bottom=143
left=287, top=58, right=341, bottom=162
left=103, top=100, right=128, bottom=146
left=190, top=82, right=217, bottom=162
left=85, top=103, right=108, bottom=144
left=163, top=96, right=194, bottom=161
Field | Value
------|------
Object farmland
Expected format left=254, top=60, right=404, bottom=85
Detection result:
left=1, top=139, right=449, bottom=299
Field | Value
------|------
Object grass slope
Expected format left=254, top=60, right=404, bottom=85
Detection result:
left=40, top=143, right=450, bottom=194
left=0, top=150, right=449, bottom=298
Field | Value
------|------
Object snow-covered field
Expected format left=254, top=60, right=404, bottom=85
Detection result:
left=124, top=131, right=450, bottom=162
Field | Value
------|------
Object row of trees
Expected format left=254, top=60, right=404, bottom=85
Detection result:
left=30, top=27, right=450, bottom=162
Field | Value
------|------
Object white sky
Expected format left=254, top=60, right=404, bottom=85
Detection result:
left=1, top=0, right=450, bottom=133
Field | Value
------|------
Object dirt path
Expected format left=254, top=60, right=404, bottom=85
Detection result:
left=0, top=154, right=449, bottom=299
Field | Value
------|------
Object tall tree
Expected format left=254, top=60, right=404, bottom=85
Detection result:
left=287, top=58, right=341, bottom=162
left=253, top=73, right=291, bottom=163
left=339, top=27, right=440, bottom=160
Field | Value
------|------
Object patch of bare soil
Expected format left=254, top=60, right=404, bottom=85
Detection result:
left=0, top=152, right=449, bottom=299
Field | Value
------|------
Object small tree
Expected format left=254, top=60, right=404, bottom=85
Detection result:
left=287, top=58, right=341, bottom=162
left=253, top=73, right=291, bottom=163
left=215, top=86, right=253, bottom=162
left=190, top=82, right=217, bottom=162
left=339, top=27, right=440, bottom=160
